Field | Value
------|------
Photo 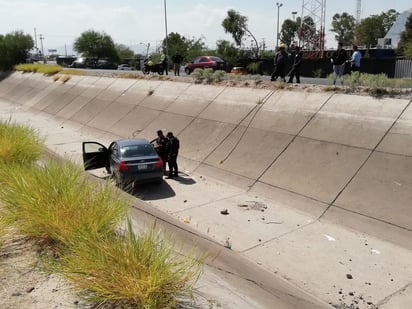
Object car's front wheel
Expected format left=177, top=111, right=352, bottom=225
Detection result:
left=185, top=68, right=191, bottom=75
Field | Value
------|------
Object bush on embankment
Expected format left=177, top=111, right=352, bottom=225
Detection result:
left=0, top=120, right=203, bottom=307
left=15, top=63, right=62, bottom=75
left=0, top=120, right=44, bottom=166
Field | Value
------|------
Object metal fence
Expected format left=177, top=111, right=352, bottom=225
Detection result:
left=395, top=58, right=412, bottom=78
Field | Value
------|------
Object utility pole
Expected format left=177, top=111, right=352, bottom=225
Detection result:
left=276, top=2, right=283, bottom=50
left=356, top=0, right=362, bottom=24
left=34, top=28, right=38, bottom=59
left=39, top=34, right=46, bottom=64
left=163, top=0, right=168, bottom=55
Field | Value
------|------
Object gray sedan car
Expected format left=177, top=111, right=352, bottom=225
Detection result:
left=82, top=139, right=164, bottom=191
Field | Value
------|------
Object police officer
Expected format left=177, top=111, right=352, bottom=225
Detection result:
left=166, top=132, right=179, bottom=178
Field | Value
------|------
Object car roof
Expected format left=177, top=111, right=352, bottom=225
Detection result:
left=195, top=56, right=224, bottom=61
left=116, top=139, right=150, bottom=146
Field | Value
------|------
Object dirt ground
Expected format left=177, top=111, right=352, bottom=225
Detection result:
left=0, top=230, right=91, bottom=309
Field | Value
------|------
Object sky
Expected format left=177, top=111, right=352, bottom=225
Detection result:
left=0, top=0, right=411, bottom=56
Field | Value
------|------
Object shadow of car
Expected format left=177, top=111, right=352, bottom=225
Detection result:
left=82, top=139, right=164, bottom=192
left=184, top=56, right=227, bottom=75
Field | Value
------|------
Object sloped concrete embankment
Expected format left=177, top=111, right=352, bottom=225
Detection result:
left=1, top=72, right=411, bottom=251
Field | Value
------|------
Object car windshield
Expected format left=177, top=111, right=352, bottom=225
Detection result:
left=210, top=56, right=223, bottom=62
left=121, top=144, right=157, bottom=157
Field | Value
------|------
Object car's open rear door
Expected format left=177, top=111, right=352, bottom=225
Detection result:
left=82, top=142, right=108, bottom=170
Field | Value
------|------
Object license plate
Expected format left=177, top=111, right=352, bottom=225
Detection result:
left=138, top=164, right=148, bottom=170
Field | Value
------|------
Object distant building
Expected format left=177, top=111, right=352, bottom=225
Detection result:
left=380, top=9, right=412, bottom=48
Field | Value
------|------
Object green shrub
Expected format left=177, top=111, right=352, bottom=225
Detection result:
left=0, top=120, right=44, bottom=166
left=247, top=62, right=260, bottom=75
left=191, top=68, right=226, bottom=84
left=55, top=220, right=203, bottom=308
left=0, top=160, right=127, bottom=251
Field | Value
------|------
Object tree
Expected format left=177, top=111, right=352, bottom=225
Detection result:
left=381, top=9, right=399, bottom=33
left=185, top=37, right=207, bottom=62
left=356, top=10, right=399, bottom=47
left=280, top=19, right=298, bottom=48
left=162, top=32, right=207, bottom=62
left=162, top=32, right=189, bottom=59
left=0, top=31, right=33, bottom=70
left=398, top=12, right=412, bottom=58
left=74, top=30, right=119, bottom=62
left=216, top=40, right=240, bottom=66
left=222, top=9, right=259, bottom=57
left=330, top=12, right=356, bottom=45
left=115, top=44, right=134, bottom=61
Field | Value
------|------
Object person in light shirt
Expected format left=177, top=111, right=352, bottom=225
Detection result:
left=350, top=45, right=362, bottom=72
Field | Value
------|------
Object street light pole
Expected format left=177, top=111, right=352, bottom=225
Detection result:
left=39, top=34, right=46, bottom=64
left=276, top=2, right=283, bottom=50
left=163, top=0, right=168, bottom=56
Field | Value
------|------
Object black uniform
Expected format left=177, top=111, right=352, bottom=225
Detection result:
left=167, top=135, right=180, bottom=178
left=172, top=53, right=183, bottom=76
left=287, top=48, right=303, bottom=83
left=271, top=49, right=288, bottom=82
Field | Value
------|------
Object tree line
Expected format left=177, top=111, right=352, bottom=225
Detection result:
left=1, top=9, right=411, bottom=71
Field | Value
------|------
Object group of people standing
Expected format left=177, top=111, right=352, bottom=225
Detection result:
left=271, top=44, right=303, bottom=83
left=331, top=42, right=361, bottom=85
left=151, top=130, right=180, bottom=179
left=160, top=52, right=184, bottom=76
left=271, top=42, right=362, bottom=85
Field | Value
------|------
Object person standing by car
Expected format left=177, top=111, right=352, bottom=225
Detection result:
left=172, top=52, right=183, bottom=76
left=271, top=44, right=288, bottom=82
left=161, top=53, right=169, bottom=75
left=287, top=46, right=303, bottom=84
left=166, top=132, right=179, bottom=178
left=331, top=42, right=348, bottom=85
left=151, top=130, right=168, bottom=171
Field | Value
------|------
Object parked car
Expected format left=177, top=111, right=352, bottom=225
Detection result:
left=184, top=56, right=227, bottom=75
left=82, top=139, right=164, bottom=191
left=69, top=57, right=88, bottom=68
left=117, top=64, right=134, bottom=71
left=96, top=59, right=117, bottom=70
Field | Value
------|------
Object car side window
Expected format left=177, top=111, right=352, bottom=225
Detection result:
left=200, top=57, right=208, bottom=63
left=193, top=57, right=201, bottom=64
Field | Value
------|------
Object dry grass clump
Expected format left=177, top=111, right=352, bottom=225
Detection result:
left=55, top=221, right=203, bottom=308
left=0, top=118, right=203, bottom=308
left=0, top=120, right=44, bottom=166
left=0, top=160, right=127, bottom=251
left=15, top=64, right=62, bottom=75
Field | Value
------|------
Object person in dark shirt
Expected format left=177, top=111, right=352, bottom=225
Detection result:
left=287, top=46, right=303, bottom=84
left=271, top=44, right=288, bottom=82
left=166, top=132, right=180, bottom=178
left=331, top=42, right=348, bottom=85
left=172, top=53, right=183, bottom=76
left=151, top=130, right=168, bottom=172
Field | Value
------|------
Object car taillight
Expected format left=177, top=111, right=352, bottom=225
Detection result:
left=119, top=161, right=129, bottom=171
left=155, top=158, right=163, bottom=168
